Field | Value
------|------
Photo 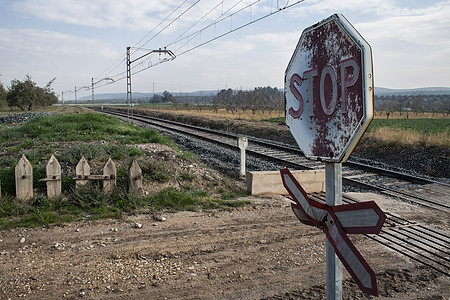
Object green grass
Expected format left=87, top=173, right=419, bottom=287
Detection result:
left=178, top=150, right=197, bottom=161
left=0, top=112, right=173, bottom=194
left=0, top=194, right=78, bottom=229
left=263, top=116, right=449, bottom=135
left=363, top=118, right=450, bottom=148
left=180, top=172, right=195, bottom=181
left=0, top=112, right=175, bottom=146
left=262, top=117, right=285, bottom=124
left=139, top=158, right=171, bottom=183
left=367, top=118, right=450, bottom=135
left=149, top=186, right=249, bottom=212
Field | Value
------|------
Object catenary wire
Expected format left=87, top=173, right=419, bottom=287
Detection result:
left=88, top=0, right=306, bottom=92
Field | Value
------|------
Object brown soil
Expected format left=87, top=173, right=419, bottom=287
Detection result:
left=0, top=193, right=449, bottom=299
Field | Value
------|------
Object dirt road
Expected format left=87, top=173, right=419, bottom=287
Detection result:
left=0, top=192, right=449, bottom=300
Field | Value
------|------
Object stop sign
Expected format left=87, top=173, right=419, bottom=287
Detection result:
left=285, top=14, right=374, bottom=163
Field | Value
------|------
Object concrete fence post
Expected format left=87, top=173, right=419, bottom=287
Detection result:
left=128, top=159, right=143, bottom=195
left=75, top=157, right=90, bottom=187
left=9, top=155, right=135, bottom=199
left=237, top=137, right=248, bottom=177
left=15, top=154, right=33, bottom=201
left=39, top=154, right=62, bottom=198
left=103, top=158, right=116, bottom=193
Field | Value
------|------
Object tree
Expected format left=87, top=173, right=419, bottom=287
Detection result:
left=162, top=90, right=174, bottom=103
left=151, top=94, right=162, bottom=103
left=6, top=75, right=58, bottom=110
left=0, top=82, right=7, bottom=108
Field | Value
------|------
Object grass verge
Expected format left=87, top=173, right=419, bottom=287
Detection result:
left=0, top=111, right=249, bottom=230
left=0, top=184, right=249, bottom=230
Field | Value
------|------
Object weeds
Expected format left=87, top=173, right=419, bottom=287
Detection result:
left=0, top=184, right=248, bottom=230
left=139, top=158, right=171, bottom=183
left=180, top=172, right=195, bottom=181
left=178, top=150, right=197, bottom=161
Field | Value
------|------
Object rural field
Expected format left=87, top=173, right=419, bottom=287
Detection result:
left=0, top=106, right=448, bottom=299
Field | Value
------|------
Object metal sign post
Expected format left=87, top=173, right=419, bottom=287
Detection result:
left=325, top=162, right=343, bottom=299
left=283, top=13, right=379, bottom=298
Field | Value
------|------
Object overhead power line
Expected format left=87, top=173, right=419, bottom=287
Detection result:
left=85, top=0, right=307, bottom=95
left=94, top=0, right=195, bottom=82
left=169, top=0, right=306, bottom=56
left=132, top=0, right=194, bottom=51
left=120, top=0, right=307, bottom=81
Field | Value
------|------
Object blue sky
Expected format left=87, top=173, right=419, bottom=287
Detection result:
left=0, top=0, right=449, bottom=100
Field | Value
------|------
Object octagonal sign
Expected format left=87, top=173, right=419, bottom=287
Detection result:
left=285, top=14, right=374, bottom=163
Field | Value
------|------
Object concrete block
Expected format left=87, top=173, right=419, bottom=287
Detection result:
left=247, top=169, right=325, bottom=195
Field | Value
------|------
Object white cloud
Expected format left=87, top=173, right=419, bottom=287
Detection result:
left=0, top=27, right=121, bottom=89
left=289, top=0, right=395, bottom=17
left=13, top=0, right=179, bottom=30
left=12, top=0, right=255, bottom=33
left=0, top=28, right=120, bottom=59
left=3, top=0, right=449, bottom=91
left=356, top=3, right=450, bottom=46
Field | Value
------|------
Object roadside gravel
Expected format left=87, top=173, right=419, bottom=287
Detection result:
left=0, top=112, right=54, bottom=124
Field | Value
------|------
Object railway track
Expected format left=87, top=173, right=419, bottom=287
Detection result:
left=94, top=107, right=450, bottom=277
left=95, top=108, right=449, bottom=210
left=341, top=193, right=448, bottom=277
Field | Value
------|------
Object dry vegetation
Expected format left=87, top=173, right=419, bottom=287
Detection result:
left=364, top=127, right=449, bottom=148
left=143, top=106, right=450, bottom=147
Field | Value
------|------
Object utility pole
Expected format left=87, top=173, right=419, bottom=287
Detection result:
left=126, top=46, right=175, bottom=122
left=74, top=86, right=90, bottom=105
left=126, top=47, right=132, bottom=122
left=61, top=90, right=72, bottom=105
left=91, top=77, right=114, bottom=104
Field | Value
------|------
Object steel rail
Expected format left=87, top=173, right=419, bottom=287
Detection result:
left=94, top=108, right=449, bottom=211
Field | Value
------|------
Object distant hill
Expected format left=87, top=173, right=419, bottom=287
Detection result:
left=79, top=90, right=217, bottom=101
left=375, top=87, right=450, bottom=96
left=77, top=87, right=450, bottom=102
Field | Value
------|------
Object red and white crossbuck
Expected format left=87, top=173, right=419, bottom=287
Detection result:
left=280, top=168, right=386, bottom=296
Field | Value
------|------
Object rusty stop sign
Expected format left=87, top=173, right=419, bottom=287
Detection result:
left=285, top=14, right=374, bottom=163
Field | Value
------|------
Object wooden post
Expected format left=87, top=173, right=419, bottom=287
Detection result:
left=103, top=158, right=116, bottom=193
left=75, top=157, right=90, bottom=187
left=128, top=159, right=143, bottom=195
left=43, top=155, right=61, bottom=198
left=15, top=154, right=33, bottom=200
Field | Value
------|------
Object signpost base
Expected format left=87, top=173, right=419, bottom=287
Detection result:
left=325, top=162, right=343, bottom=300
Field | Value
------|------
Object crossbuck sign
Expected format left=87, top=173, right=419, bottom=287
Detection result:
left=281, top=169, right=386, bottom=296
